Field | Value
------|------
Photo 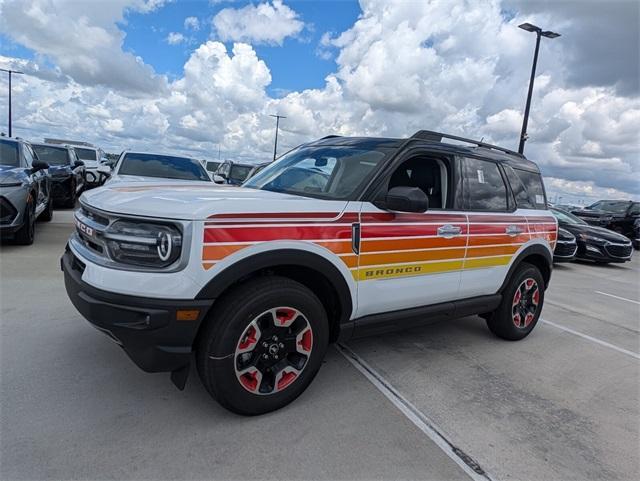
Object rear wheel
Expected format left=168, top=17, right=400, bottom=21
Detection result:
left=196, top=276, right=329, bottom=415
left=14, top=199, right=35, bottom=245
left=486, top=262, right=544, bottom=340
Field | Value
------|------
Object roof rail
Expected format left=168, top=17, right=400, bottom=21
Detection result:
left=411, top=130, right=524, bottom=158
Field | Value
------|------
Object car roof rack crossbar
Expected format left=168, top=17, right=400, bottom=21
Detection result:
left=411, top=130, right=524, bottom=158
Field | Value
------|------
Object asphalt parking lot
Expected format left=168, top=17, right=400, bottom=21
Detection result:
left=1, top=212, right=639, bottom=481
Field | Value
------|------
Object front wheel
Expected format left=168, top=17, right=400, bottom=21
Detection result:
left=486, top=262, right=544, bottom=341
left=196, top=276, right=329, bottom=415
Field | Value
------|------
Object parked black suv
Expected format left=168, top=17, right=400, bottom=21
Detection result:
left=32, top=143, right=85, bottom=207
left=572, top=200, right=640, bottom=245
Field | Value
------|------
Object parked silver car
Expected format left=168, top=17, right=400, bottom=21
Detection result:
left=0, top=137, right=53, bottom=244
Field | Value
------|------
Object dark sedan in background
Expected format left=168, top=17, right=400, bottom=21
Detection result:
left=551, top=207, right=633, bottom=264
left=572, top=200, right=640, bottom=243
left=32, top=143, right=85, bottom=207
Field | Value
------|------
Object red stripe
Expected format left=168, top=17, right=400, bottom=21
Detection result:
left=204, top=225, right=352, bottom=243
left=469, top=224, right=527, bottom=235
left=467, top=214, right=528, bottom=223
left=361, top=224, right=467, bottom=238
left=361, top=213, right=467, bottom=223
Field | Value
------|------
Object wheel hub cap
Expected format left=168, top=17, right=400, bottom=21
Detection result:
left=512, top=278, right=539, bottom=328
left=234, top=307, right=313, bottom=395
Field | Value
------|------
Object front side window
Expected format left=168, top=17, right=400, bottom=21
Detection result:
left=461, top=157, right=508, bottom=211
left=244, top=145, right=388, bottom=200
left=387, top=156, right=448, bottom=209
left=22, top=144, right=34, bottom=167
left=229, top=165, right=253, bottom=183
left=206, top=161, right=221, bottom=172
left=33, top=145, right=69, bottom=165
left=0, top=140, right=19, bottom=167
left=75, top=148, right=97, bottom=161
left=118, top=153, right=210, bottom=181
left=629, top=203, right=640, bottom=216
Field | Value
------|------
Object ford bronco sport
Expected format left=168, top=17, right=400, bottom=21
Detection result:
left=62, top=130, right=557, bottom=415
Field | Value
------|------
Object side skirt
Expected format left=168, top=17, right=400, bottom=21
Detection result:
left=339, top=294, right=502, bottom=341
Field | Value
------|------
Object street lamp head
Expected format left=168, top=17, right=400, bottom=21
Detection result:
left=541, top=31, right=561, bottom=39
left=518, top=22, right=540, bottom=33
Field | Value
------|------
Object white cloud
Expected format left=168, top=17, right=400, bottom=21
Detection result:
left=166, top=32, right=185, bottom=45
left=0, top=0, right=167, bottom=94
left=212, top=0, right=304, bottom=45
left=184, top=16, right=200, bottom=31
left=0, top=0, right=637, bottom=198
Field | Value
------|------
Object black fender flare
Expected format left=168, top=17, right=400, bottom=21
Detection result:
left=498, top=244, right=553, bottom=292
left=195, top=249, right=354, bottom=324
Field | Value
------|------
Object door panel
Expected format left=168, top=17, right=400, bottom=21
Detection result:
left=355, top=205, right=468, bottom=318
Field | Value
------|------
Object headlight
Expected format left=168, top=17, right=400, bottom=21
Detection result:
left=103, top=220, right=182, bottom=268
left=579, top=233, right=606, bottom=243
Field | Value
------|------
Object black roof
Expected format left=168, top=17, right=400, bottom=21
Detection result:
left=307, top=130, right=540, bottom=173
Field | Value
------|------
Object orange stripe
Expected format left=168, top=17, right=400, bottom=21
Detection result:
left=339, top=255, right=358, bottom=268
left=361, top=236, right=466, bottom=252
left=203, top=244, right=248, bottom=260
left=468, top=234, right=529, bottom=246
left=315, top=241, right=353, bottom=254
left=360, top=248, right=465, bottom=266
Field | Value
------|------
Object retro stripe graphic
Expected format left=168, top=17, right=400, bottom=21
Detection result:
left=201, top=212, right=557, bottom=279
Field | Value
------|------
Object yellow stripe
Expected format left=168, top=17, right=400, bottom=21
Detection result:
left=463, top=255, right=512, bottom=270
left=355, top=259, right=464, bottom=281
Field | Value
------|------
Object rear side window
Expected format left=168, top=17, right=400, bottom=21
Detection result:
left=513, top=168, right=546, bottom=209
left=504, top=166, right=534, bottom=209
left=461, top=157, right=508, bottom=211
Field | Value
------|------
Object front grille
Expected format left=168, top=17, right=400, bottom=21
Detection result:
left=604, top=243, right=632, bottom=258
left=555, top=241, right=577, bottom=258
left=79, top=206, right=109, bottom=226
left=0, top=197, right=17, bottom=224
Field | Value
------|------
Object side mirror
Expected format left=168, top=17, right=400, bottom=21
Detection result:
left=213, top=174, right=226, bottom=184
left=376, top=186, right=429, bottom=213
left=73, top=160, right=85, bottom=168
left=32, top=159, right=49, bottom=172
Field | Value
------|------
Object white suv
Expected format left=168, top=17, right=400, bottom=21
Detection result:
left=62, top=131, right=557, bottom=415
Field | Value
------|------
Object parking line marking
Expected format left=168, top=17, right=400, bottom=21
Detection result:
left=541, top=319, right=640, bottom=360
left=335, top=343, right=493, bottom=481
left=595, top=291, right=640, bottom=306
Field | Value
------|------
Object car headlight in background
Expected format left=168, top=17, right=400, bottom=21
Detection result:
left=578, top=233, right=606, bottom=243
left=103, top=220, right=182, bottom=268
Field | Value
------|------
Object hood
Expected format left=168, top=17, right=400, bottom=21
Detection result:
left=80, top=182, right=346, bottom=220
left=48, top=165, right=72, bottom=176
left=106, top=174, right=205, bottom=185
left=560, top=223, right=630, bottom=243
left=0, top=165, right=26, bottom=185
left=83, top=159, right=99, bottom=168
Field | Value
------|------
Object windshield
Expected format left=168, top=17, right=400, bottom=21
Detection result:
left=118, top=153, right=210, bottom=181
left=587, top=200, right=630, bottom=214
left=33, top=145, right=68, bottom=165
left=244, top=146, right=387, bottom=200
left=229, top=165, right=253, bottom=183
left=0, top=140, right=19, bottom=167
left=75, top=148, right=97, bottom=161
left=551, top=208, right=587, bottom=225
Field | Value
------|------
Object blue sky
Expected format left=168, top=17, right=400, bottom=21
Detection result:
left=130, top=1, right=360, bottom=96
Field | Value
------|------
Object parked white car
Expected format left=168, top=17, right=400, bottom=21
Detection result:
left=107, top=151, right=213, bottom=184
left=63, top=130, right=557, bottom=415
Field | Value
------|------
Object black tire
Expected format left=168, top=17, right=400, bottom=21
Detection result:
left=40, top=196, right=53, bottom=221
left=486, top=262, right=544, bottom=341
left=14, top=199, right=35, bottom=245
left=196, top=276, right=329, bottom=415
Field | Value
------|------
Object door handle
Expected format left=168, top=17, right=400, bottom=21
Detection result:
left=506, top=225, right=524, bottom=236
left=437, top=224, right=462, bottom=238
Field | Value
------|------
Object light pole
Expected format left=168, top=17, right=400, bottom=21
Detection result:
left=517, top=23, right=560, bottom=154
left=269, top=114, right=286, bottom=161
left=0, top=68, right=24, bottom=138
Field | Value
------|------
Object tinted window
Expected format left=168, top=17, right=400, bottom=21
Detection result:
left=229, top=165, right=253, bottom=183
left=629, top=203, right=640, bottom=215
left=515, top=169, right=546, bottom=209
left=75, top=148, right=97, bottom=161
left=0, top=140, right=19, bottom=167
left=118, top=153, right=210, bottom=181
left=461, top=157, right=507, bottom=211
left=244, top=146, right=387, bottom=200
left=33, top=145, right=69, bottom=165
left=22, top=144, right=34, bottom=167
left=206, top=161, right=221, bottom=172
left=504, top=165, right=534, bottom=209
left=587, top=200, right=631, bottom=214
left=551, top=208, right=587, bottom=225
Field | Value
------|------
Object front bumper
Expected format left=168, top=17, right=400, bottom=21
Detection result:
left=62, top=247, right=214, bottom=373
left=576, top=241, right=633, bottom=263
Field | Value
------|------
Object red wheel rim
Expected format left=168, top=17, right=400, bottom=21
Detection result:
left=512, top=278, right=539, bottom=328
left=234, top=307, right=313, bottom=395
